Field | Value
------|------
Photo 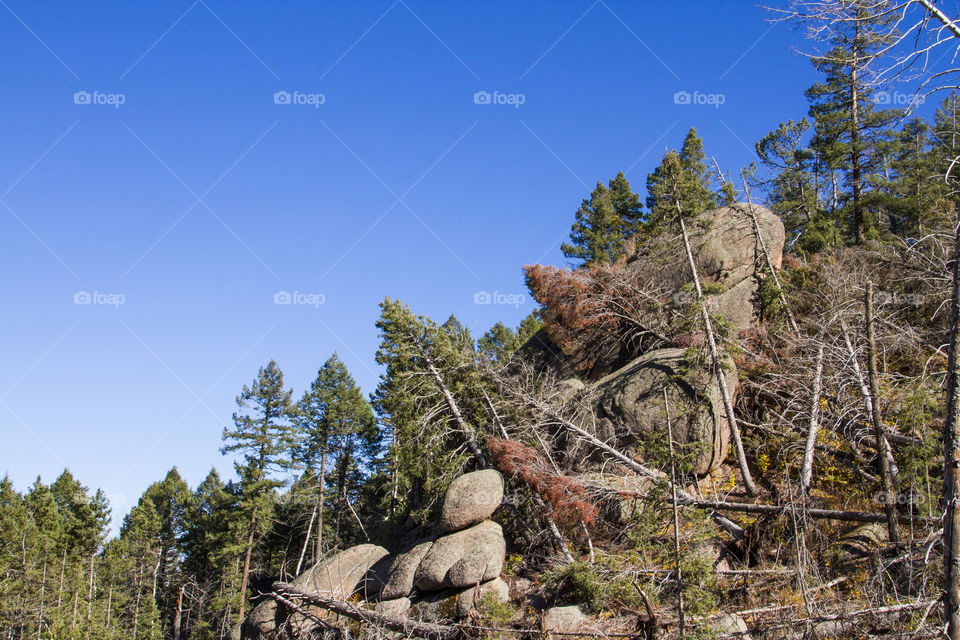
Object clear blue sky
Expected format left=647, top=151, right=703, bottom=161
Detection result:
left=0, top=1, right=822, bottom=531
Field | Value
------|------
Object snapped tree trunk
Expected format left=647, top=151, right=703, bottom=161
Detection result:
left=865, top=282, right=900, bottom=543
left=678, top=214, right=759, bottom=496
left=800, top=345, right=825, bottom=495
left=172, top=585, right=183, bottom=640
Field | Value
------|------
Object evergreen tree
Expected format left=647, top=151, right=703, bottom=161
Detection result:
left=887, top=118, right=946, bottom=236
left=607, top=170, right=644, bottom=238
left=220, top=360, right=294, bottom=621
left=372, top=298, right=489, bottom=522
left=478, top=322, right=519, bottom=362
left=562, top=173, right=643, bottom=266
left=803, top=0, right=901, bottom=243
left=293, top=354, right=378, bottom=559
left=516, top=311, right=543, bottom=345
left=645, top=128, right=717, bottom=233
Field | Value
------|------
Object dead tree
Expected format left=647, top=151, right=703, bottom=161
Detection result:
left=800, top=345, right=825, bottom=495
left=866, top=281, right=901, bottom=543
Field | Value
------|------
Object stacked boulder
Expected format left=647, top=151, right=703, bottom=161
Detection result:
left=243, top=469, right=508, bottom=639
left=374, top=469, right=508, bottom=618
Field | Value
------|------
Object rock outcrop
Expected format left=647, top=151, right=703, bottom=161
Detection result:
left=243, top=543, right=389, bottom=639
left=439, top=469, right=504, bottom=532
left=414, top=520, right=506, bottom=591
left=243, top=471, right=509, bottom=638
left=591, top=347, right=738, bottom=476
left=697, top=203, right=784, bottom=332
left=520, top=204, right=784, bottom=477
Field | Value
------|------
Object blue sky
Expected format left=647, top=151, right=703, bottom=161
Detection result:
left=0, top=1, right=825, bottom=530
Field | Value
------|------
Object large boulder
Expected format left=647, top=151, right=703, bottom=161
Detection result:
left=243, top=543, right=389, bottom=639
left=376, top=538, right=435, bottom=600
left=414, top=521, right=506, bottom=591
left=696, top=204, right=784, bottom=288
left=440, top=469, right=504, bottom=532
left=696, top=204, right=785, bottom=331
left=713, top=613, right=751, bottom=639
left=591, top=347, right=737, bottom=476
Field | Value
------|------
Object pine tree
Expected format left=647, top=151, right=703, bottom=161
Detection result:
left=645, top=128, right=717, bottom=234
left=293, top=354, right=378, bottom=559
left=803, top=0, right=901, bottom=243
left=373, top=298, right=489, bottom=522
left=562, top=173, right=643, bottom=266
left=517, top=311, right=543, bottom=344
left=756, top=118, right=831, bottom=253
left=478, top=322, right=519, bottom=362
left=607, top=170, right=644, bottom=238
left=220, top=360, right=294, bottom=621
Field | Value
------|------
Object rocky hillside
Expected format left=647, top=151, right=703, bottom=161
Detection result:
left=238, top=202, right=946, bottom=639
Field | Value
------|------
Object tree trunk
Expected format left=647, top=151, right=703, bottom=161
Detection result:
left=86, top=551, right=95, bottom=621
left=70, top=564, right=79, bottom=630
left=56, top=548, right=65, bottom=608
left=172, top=586, right=183, bottom=640
left=840, top=319, right=899, bottom=486
left=295, top=502, right=317, bottom=577
left=238, top=513, right=256, bottom=621
left=664, top=389, right=685, bottom=635
left=866, top=282, right=900, bottom=542
left=36, top=560, right=45, bottom=640
left=942, top=207, right=960, bottom=640
left=315, top=452, right=325, bottom=563
left=105, top=583, right=112, bottom=629
left=133, top=563, right=142, bottom=640
left=800, top=345, right=825, bottom=495
left=421, top=349, right=489, bottom=468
